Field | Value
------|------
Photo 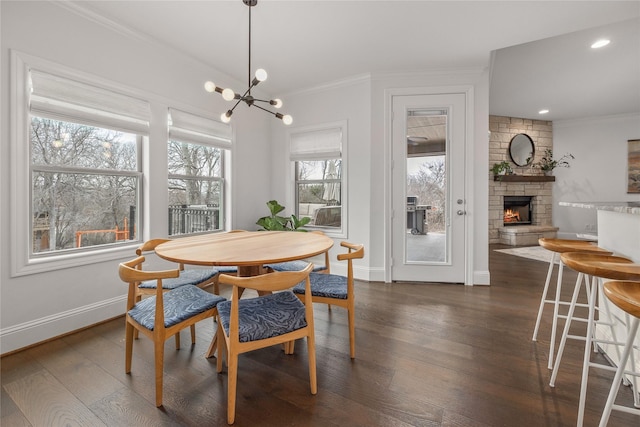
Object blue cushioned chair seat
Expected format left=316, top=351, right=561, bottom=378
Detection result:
left=265, top=260, right=327, bottom=272
left=129, top=285, right=225, bottom=330
left=293, top=273, right=347, bottom=299
left=217, top=291, right=307, bottom=343
left=139, top=268, right=218, bottom=290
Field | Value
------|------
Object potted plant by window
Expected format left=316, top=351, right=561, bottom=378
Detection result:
left=534, top=149, right=574, bottom=175
left=490, top=161, right=513, bottom=178
left=256, top=200, right=310, bottom=231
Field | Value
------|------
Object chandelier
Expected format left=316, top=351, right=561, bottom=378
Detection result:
left=204, top=0, right=292, bottom=125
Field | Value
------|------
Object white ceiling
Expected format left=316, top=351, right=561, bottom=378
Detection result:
left=69, top=0, right=640, bottom=121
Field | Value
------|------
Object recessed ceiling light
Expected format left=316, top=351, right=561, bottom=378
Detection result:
left=591, top=39, right=610, bottom=49
left=538, top=109, right=549, bottom=115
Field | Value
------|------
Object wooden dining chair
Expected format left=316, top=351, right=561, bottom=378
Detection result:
left=292, top=242, right=364, bottom=358
left=118, top=256, right=226, bottom=407
left=264, top=230, right=331, bottom=274
left=135, top=238, right=220, bottom=348
left=215, top=264, right=317, bottom=424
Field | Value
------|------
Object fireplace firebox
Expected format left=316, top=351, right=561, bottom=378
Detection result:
left=503, top=196, right=533, bottom=226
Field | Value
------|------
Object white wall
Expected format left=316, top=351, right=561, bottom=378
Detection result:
left=0, top=1, right=271, bottom=353
left=553, top=113, right=640, bottom=237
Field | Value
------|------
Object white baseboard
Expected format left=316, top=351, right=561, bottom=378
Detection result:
left=473, top=270, right=491, bottom=285
left=0, top=295, right=126, bottom=355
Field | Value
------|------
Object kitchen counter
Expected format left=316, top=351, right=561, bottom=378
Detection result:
left=559, top=201, right=640, bottom=215
left=560, top=200, right=640, bottom=377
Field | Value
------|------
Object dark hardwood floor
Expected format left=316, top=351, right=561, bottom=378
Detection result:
left=2, top=245, right=638, bottom=426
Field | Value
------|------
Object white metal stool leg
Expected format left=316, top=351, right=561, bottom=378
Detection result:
left=548, top=258, right=566, bottom=370
left=599, top=317, right=640, bottom=427
left=549, top=272, right=588, bottom=386
left=533, top=251, right=558, bottom=343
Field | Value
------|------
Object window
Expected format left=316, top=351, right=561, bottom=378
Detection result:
left=11, top=52, right=149, bottom=275
left=167, top=109, right=231, bottom=235
left=290, top=122, right=346, bottom=234
left=31, top=118, right=140, bottom=253
left=28, top=69, right=147, bottom=256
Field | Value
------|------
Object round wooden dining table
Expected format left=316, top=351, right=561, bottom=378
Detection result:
left=156, top=230, right=333, bottom=358
left=155, top=230, right=334, bottom=276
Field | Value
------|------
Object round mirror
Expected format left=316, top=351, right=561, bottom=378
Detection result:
left=509, top=133, right=535, bottom=166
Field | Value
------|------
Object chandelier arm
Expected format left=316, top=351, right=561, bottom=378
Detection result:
left=228, top=98, right=243, bottom=113
left=250, top=98, right=273, bottom=103
left=251, top=103, right=280, bottom=116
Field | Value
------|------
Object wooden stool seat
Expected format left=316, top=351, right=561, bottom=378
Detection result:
left=539, top=237, right=611, bottom=254
left=560, top=252, right=640, bottom=281
left=604, top=280, right=640, bottom=318
left=599, top=280, right=640, bottom=426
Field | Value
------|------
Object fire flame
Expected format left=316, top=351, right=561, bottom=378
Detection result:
left=504, top=209, right=520, bottom=223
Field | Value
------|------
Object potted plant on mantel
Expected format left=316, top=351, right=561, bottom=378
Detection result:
left=490, top=161, right=513, bottom=179
left=534, top=149, right=575, bottom=175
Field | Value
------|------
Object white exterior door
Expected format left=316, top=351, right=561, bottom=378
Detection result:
left=391, top=92, right=467, bottom=283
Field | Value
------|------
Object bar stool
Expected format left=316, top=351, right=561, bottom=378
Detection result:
left=553, top=252, right=640, bottom=426
left=533, top=238, right=612, bottom=369
left=600, top=280, right=640, bottom=426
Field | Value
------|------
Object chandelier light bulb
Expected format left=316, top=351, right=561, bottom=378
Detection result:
left=282, top=115, right=293, bottom=125
left=221, top=111, right=232, bottom=123
left=222, top=88, right=236, bottom=101
left=271, top=99, right=283, bottom=109
left=204, top=81, right=216, bottom=93
left=255, top=68, right=268, bottom=82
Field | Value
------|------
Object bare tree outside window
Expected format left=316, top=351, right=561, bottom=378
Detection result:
left=31, top=117, right=139, bottom=253
left=168, top=140, right=223, bottom=235
left=407, top=157, right=446, bottom=232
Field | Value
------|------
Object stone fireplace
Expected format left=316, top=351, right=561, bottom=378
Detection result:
left=489, top=115, right=558, bottom=245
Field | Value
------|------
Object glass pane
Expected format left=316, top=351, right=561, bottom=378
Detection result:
left=296, top=159, right=341, bottom=180
left=168, top=178, right=222, bottom=235
left=32, top=172, right=138, bottom=253
left=31, top=117, right=137, bottom=171
left=168, top=140, right=221, bottom=177
left=296, top=183, right=341, bottom=228
left=406, top=112, right=447, bottom=263
left=296, top=159, right=342, bottom=229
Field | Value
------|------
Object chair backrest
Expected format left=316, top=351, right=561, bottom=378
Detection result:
left=135, top=238, right=171, bottom=256
left=119, top=256, right=180, bottom=312
left=219, top=263, right=313, bottom=295
left=338, top=242, right=364, bottom=271
left=135, top=238, right=185, bottom=271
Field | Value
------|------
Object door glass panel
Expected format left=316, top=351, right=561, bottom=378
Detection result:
left=406, top=110, right=447, bottom=263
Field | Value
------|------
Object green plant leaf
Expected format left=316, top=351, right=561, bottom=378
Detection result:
left=266, top=200, right=285, bottom=216
left=290, top=214, right=311, bottom=230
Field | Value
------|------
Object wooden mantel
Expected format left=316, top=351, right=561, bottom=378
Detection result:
left=494, top=175, right=555, bottom=182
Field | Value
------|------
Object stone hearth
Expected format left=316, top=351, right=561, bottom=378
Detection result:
left=499, top=225, right=558, bottom=246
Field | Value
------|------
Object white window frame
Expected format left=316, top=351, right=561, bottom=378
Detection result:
left=10, top=51, right=149, bottom=276
left=288, top=120, right=348, bottom=238
left=167, top=108, right=231, bottom=236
